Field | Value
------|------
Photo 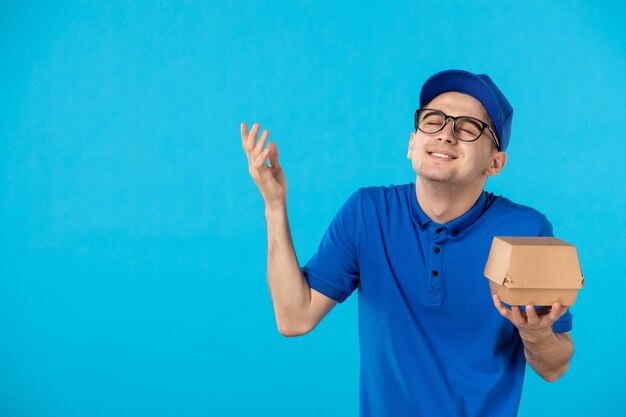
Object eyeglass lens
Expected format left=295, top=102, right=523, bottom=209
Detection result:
left=417, top=110, right=483, bottom=141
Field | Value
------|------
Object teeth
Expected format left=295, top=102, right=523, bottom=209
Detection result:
left=431, top=152, right=453, bottom=159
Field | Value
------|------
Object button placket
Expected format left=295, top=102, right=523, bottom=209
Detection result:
left=427, top=226, right=447, bottom=306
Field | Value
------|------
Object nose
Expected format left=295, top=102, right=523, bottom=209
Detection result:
left=435, top=118, right=458, bottom=145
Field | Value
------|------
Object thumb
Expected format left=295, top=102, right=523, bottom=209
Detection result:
left=267, top=142, right=281, bottom=169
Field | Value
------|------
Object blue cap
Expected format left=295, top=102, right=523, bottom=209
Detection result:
left=419, top=69, right=513, bottom=151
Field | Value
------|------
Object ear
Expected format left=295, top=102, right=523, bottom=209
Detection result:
left=407, top=132, right=415, bottom=159
left=486, top=151, right=507, bottom=177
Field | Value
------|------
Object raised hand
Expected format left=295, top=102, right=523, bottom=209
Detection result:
left=241, top=122, right=287, bottom=209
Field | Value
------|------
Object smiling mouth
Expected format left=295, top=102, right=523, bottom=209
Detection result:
left=428, top=152, right=457, bottom=160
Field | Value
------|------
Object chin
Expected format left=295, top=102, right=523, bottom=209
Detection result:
left=416, top=166, right=455, bottom=183
left=416, top=173, right=454, bottom=185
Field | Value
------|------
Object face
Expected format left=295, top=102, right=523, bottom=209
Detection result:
left=407, top=92, right=506, bottom=189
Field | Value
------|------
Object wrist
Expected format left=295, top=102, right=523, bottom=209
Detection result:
left=519, top=327, right=556, bottom=345
left=265, top=200, right=287, bottom=216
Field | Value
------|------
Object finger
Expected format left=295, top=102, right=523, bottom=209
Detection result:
left=253, top=147, right=271, bottom=172
left=526, top=304, right=540, bottom=326
left=510, top=306, right=527, bottom=327
left=246, top=122, right=260, bottom=153
left=252, top=129, right=270, bottom=159
left=240, top=122, right=249, bottom=148
left=267, top=142, right=281, bottom=169
left=492, top=294, right=501, bottom=309
left=549, top=303, right=567, bottom=321
left=492, top=294, right=512, bottom=320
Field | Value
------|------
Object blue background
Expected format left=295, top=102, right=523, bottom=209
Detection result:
left=1, top=1, right=624, bottom=416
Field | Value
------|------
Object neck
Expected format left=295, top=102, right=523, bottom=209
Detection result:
left=414, top=176, right=486, bottom=224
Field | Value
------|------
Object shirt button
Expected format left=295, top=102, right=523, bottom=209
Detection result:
left=434, top=247, right=440, bottom=253
left=432, top=270, right=439, bottom=277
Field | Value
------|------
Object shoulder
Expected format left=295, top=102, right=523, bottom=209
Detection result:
left=355, top=183, right=413, bottom=203
left=335, top=184, right=413, bottom=216
left=344, top=184, right=415, bottom=222
left=486, top=192, right=547, bottom=218
left=484, top=192, right=552, bottom=235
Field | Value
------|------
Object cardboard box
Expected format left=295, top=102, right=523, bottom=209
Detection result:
left=484, top=237, right=584, bottom=306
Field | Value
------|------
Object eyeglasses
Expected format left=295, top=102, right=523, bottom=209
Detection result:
left=414, top=108, right=501, bottom=150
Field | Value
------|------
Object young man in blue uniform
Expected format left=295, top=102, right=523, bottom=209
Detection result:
left=241, top=69, right=574, bottom=417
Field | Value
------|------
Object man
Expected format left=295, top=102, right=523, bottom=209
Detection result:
left=241, top=69, right=574, bottom=417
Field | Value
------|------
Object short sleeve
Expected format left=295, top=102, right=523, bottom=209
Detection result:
left=537, top=216, right=574, bottom=333
left=552, top=310, right=573, bottom=333
left=301, top=190, right=361, bottom=303
left=537, top=217, right=554, bottom=237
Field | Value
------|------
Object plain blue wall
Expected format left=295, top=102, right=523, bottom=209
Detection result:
left=1, top=1, right=624, bottom=416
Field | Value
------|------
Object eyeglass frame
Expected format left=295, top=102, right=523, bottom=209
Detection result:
left=414, top=108, right=501, bottom=151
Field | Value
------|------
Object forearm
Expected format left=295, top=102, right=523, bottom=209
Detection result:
left=519, top=328, right=573, bottom=382
left=265, top=203, right=311, bottom=334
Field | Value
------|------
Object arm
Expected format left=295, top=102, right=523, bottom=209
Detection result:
left=242, top=122, right=337, bottom=337
left=519, top=328, right=573, bottom=382
left=265, top=204, right=337, bottom=336
left=492, top=295, right=574, bottom=382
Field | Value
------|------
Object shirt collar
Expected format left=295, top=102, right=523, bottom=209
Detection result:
left=409, top=183, right=487, bottom=235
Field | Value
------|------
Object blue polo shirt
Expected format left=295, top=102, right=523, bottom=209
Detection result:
left=302, top=183, right=573, bottom=417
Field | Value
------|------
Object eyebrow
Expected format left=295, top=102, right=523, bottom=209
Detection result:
left=430, top=107, right=490, bottom=124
